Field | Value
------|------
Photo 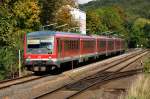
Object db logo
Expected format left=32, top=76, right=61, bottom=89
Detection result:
left=38, top=56, right=41, bottom=59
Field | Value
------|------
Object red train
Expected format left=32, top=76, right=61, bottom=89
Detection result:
left=24, top=31, right=125, bottom=72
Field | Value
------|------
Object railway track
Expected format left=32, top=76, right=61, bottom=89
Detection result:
left=65, top=51, right=147, bottom=99
left=0, top=74, right=53, bottom=89
left=0, top=49, right=142, bottom=90
left=65, top=69, right=143, bottom=99
left=35, top=50, right=148, bottom=99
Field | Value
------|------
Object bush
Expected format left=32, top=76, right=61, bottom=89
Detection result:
left=143, top=57, right=150, bottom=73
left=0, top=48, right=18, bottom=80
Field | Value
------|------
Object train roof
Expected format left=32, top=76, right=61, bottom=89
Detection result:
left=27, top=31, right=95, bottom=39
left=27, top=31, right=85, bottom=36
left=27, top=30, right=123, bottom=40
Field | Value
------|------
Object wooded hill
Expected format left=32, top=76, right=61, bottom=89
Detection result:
left=80, top=0, right=150, bottom=19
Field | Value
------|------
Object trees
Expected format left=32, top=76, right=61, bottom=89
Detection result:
left=39, top=0, right=76, bottom=25
left=0, top=7, right=15, bottom=47
left=0, top=0, right=150, bottom=79
left=96, top=7, right=126, bottom=33
left=129, top=18, right=150, bottom=48
left=85, top=7, right=127, bottom=36
left=80, top=0, right=150, bottom=19
left=0, top=6, right=18, bottom=79
left=13, top=0, right=41, bottom=30
left=86, top=10, right=108, bottom=35
left=0, top=0, right=41, bottom=79
left=55, top=5, right=79, bottom=32
left=0, top=0, right=78, bottom=79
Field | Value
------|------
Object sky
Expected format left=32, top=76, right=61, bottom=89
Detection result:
left=78, top=0, right=93, bottom=4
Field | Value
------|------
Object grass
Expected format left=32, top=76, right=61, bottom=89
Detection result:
left=124, top=55, right=150, bottom=99
left=143, top=56, right=150, bottom=73
left=126, top=75, right=150, bottom=99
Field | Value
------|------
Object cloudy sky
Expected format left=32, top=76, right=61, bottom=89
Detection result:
left=78, top=0, right=93, bottom=4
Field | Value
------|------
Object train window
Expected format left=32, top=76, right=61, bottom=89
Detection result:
left=76, top=41, right=78, bottom=49
left=27, top=37, right=54, bottom=54
left=69, top=40, right=71, bottom=49
left=108, top=41, right=114, bottom=49
left=76, top=40, right=79, bottom=49
left=75, top=41, right=77, bottom=49
left=99, top=40, right=106, bottom=48
left=73, top=41, right=74, bottom=49
left=64, top=40, right=79, bottom=50
left=83, top=41, right=88, bottom=48
left=64, top=40, right=67, bottom=50
left=83, top=40, right=95, bottom=49
left=74, top=41, right=76, bottom=49
left=72, top=41, right=73, bottom=49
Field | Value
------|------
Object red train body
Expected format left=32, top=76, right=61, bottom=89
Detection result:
left=24, top=31, right=125, bottom=72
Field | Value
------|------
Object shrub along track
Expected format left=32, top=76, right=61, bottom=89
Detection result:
left=35, top=50, right=148, bottom=99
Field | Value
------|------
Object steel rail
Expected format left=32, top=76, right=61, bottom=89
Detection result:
left=0, top=74, right=53, bottom=89
left=66, top=68, right=143, bottom=99
left=35, top=50, right=146, bottom=99
left=0, top=50, right=142, bottom=90
left=66, top=51, right=147, bottom=99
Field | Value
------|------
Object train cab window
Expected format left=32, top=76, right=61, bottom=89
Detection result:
left=27, top=37, right=54, bottom=54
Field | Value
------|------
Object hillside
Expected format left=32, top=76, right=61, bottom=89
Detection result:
left=80, top=0, right=150, bottom=19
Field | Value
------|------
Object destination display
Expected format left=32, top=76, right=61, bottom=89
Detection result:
left=27, top=40, right=40, bottom=44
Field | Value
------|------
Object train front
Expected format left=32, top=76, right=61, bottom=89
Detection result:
left=24, top=31, right=57, bottom=72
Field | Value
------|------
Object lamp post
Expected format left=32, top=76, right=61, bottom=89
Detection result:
left=18, top=49, right=21, bottom=77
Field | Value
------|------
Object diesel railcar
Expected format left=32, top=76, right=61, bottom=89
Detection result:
left=24, top=31, right=125, bottom=72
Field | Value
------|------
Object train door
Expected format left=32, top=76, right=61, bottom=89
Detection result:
left=57, top=39, right=63, bottom=58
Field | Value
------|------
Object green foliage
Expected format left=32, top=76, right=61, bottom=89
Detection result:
left=81, top=1, right=150, bottom=48
left=80, top=0, right=150, bottom=19
left=86, top=10, right=108, bottom=35
left=96, top=7, right=124, bottom=31
left=144, top=56, right=150, bottom=73
left=39, top=0, right=76, bottom=25
left=0, top=48, right=18, bottom=80
left=13, top=0, right=41, bottom=30
left=86, top=6, right=127, bottom=37
left=0, top=5, right=18, bottom=79
left=0, top=0, right=77, bottom=79
left=55, top=5, right=78, bottom=32
left=0, top=0, right=41, bottom=79
left=0, top=6, right=15, bottom=47
left=0, top=0, right=149, bottom=80
left=129, top=18, right=150, bottom=48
